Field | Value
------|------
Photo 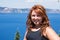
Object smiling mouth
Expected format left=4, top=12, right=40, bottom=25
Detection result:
left=34, top=21, right=39, bottom=24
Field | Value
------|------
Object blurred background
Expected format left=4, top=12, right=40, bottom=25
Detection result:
left=0, top=0, right=60, bottom=40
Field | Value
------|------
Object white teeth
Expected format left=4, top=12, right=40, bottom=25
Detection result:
left=36, top=22, right=39, bottom=24
left=34, top=21, right=39, bottom=24
left=37, top=22, right=39, bottom=24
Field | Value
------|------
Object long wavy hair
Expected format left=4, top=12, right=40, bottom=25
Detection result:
left=26, top=5, right=50, bottom=35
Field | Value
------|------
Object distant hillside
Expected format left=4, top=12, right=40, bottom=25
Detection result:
left=0, top=7, right=60, bottom=13
left=46, top=9, right=60, bottom=13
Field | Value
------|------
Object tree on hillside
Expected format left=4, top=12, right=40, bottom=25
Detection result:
left=14, top=31, right=20, bottom=40
left=59, top=34, right=60, bottom=37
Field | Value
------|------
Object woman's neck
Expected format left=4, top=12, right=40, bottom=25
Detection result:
left=32, top=26, right=40, bottom=29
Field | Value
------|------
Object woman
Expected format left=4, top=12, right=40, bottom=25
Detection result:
left=24, top=5, right=60, bottom=40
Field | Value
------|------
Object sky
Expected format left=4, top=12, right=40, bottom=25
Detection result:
left=0, top=0, right=60, bottom=9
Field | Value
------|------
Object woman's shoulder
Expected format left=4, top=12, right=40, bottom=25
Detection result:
left=46, top=26, right=56, bottom=35
left=46, top=26, right=60, bottom=40
left=46, top=26, right=52, bottom=30
left=46, top=26, right=56, bottom=33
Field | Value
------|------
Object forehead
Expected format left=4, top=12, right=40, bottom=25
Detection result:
left=31, top=11, right=36, bottom=14
left=31, top=10, right=40, bottom=15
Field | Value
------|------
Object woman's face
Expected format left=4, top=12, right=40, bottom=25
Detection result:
left=31, top=11, right=42, bottom=26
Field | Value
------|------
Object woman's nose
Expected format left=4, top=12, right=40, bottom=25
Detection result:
left=35, top=16, right=38, bottom=19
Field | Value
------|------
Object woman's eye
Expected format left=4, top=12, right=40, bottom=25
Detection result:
left=32, top=15, right=35, bottom=17
left=37, top=15, right=40, bottom=17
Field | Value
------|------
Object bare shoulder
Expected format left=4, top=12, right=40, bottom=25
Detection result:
left=24, top=29, right=28, bottom=40
left=46, top=27, right=58, bottom=35
left=46, top=27, right=60, bottom=40
left=25, top=29, right=28, bottom=35
left=46, top=27, right=54, bottom=32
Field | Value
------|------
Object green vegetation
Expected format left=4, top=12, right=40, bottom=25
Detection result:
left=59, top=34, right=60, bottom=37
left=14, top=31, right=20, bottom=40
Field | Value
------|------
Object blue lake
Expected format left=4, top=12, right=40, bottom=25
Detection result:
left=0, top=13, right=60, bottom=40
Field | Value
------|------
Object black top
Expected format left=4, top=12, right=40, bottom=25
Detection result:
left=26, top=29, right=49, bottom=40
